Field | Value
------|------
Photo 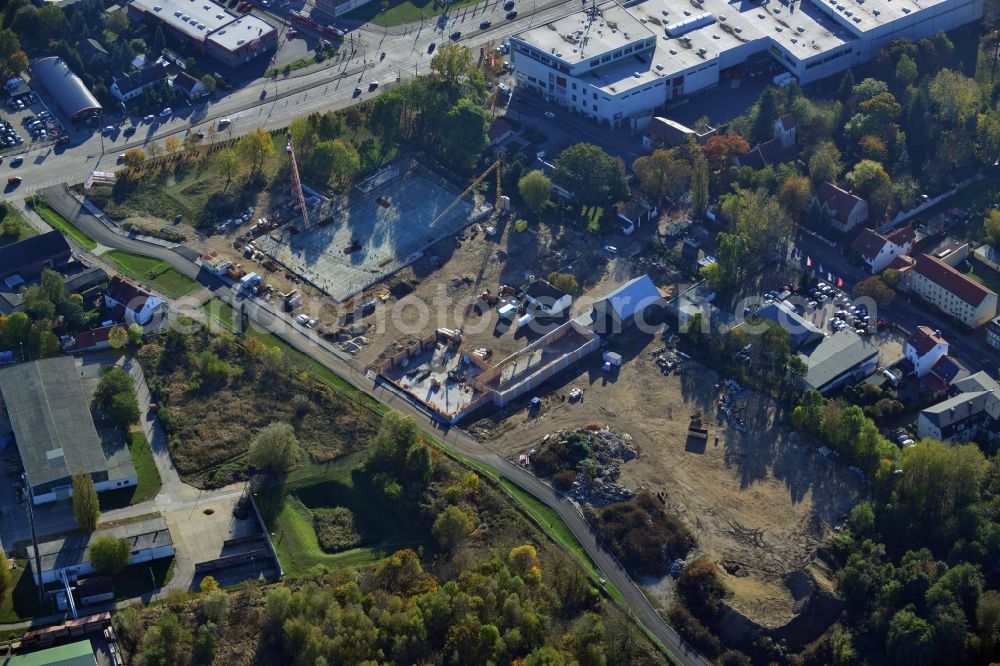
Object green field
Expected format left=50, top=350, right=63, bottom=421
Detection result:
left=267, top=455, right=423, bottom=575
left=31, top=201, right=97, bottom=251
left=345, top=0, right=480, bottom=26
left=128, top=430, right=162, bottom=504
left=104, top=250, right=200, bottom=298
left=201, top=299, right=238, bottom=331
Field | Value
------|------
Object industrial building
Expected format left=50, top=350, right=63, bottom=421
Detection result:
left=0, top=358, right=137, bottom=505
left=32, top=516, right=173, bottom=585
left=796, top=329, right=879, bottom=394
left=127, top=0, right=278, bottom=66
left=2, top=639, right=97, bottom=666
left=511, top=0, right=983, bottom=129
left=29, top=58, right=102, bottom=123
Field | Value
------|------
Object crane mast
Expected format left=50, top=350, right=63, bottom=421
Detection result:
left=286, top=130, right=310, bottom=230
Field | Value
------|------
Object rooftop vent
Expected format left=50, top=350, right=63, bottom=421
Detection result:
left=153, top=4, right=162, bottom=10
left=669, top=48, right=677, bottom=54
left=655, top=63, right=664, bottom=70
left=174, top=10, right=182, bottom=16
left=853, top=15, right=861, bottom=21
left=873, top=9, right=880, bottom=14
left=797, top=26, right=804, bottom=32
left=237, top=39, right=245, bottom=44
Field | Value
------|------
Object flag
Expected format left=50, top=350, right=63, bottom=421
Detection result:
left=837, top=277, right=844, bottom=287
left=806, top=256, right=812, bottom=267
left=818, top=263, right=824, bottom=274
left=827, top=271, right=833, bottom=282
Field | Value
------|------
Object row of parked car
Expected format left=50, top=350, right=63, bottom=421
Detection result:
left=0, top=117, right=23, bottom=149
left=23, top=111, right=62, bottom=142
left=5, top=91, right=35, bottom=112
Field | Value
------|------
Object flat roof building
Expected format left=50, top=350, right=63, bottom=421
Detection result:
left=29, top=58, right=102, bottom=123
left=0, top=231, right=71, bottom=282
left=32, top=516, right=173, bottom=585
left=511, top=0, right=982, bottom=129
left=0, top=358, right=137, bottom=504
left=128, top=0, right=278, bottom=66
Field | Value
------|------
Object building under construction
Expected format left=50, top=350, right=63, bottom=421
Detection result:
left=253, top=159, right=493, bottom=302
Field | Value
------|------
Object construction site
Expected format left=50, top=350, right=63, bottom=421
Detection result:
left=378, top=319, right=600, bottom=422
left=252, top=158, right=497, bottom=303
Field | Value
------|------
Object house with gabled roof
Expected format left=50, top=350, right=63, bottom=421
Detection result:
left=813, top=182, right=868, bottom=233
left=851, top=225, right=915, bottom=274
left=908, top=254, right=998, bottom=328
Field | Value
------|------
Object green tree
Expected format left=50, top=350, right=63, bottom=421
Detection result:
left=200, top=74, right=217, bottom=92
left=632, top=149, right=691, bottom=203
left=894, top=54, right=918, bottom=91
left=886, top=609, right=934, bottom=666
left=552, top=143, right=628, bottom=206
left=1, top=214, right=21, bottom=239
left=0, top=549, right=11, bottom=595
left=0, top=28, right=28, bottom=81
left=927, top=69, right=982, bottom=127
left=122, top=148, right=146, bottom=170
left=369, top=91, right=406, bottom=149
left=108, top=325, right=128, bottom=350
left=248, top=422, right=298, bottom=473
left=846, top=159, right=893, bottom=220
left=432, top=505, right=473, bottom=551
left=518, top=170, right=551, bottom=214
left=202, top=590, right=229, bottom=622
left=439, top=99, right=489, bottom=169
left=809, top=140, right=843, bottom=184
left=853, top=274, right=895, bottom=308
left=430, top=43, right=476, bottom=89
left=237, top=128, right=276, bottom=175
left=690, top=154, right=709, bottom=217
left=547, top=272, right=580, bottom=294
left=73, top=474, right=100, bottom=531
left=984, top=209, right=1000, bottom=245
left=777, top=174, right=812, bottom=219
left=89, top=536, right=131, bottom=575
left=217, top=149, right=240, bottom=191
left=311, top=139, right=359, bottom=189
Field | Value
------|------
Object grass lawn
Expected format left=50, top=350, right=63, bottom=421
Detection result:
left=104, top=250, right=199, bottom=298
left=0, top=560, right=42, bottom=623
left=267, top=456, right=424, bottom=575
left=128, top=429, right=162, bottom=504
left=201, top=299, right=238, bottom=331
left=112, top=557, right=174, bottom=600
left=345, top=0, right=480, bottom=26
left=0, top=207, right=35, bottom=248
left=31, top=201, right=97, bottom=251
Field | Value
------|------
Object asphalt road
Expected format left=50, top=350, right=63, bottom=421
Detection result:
left=40, top=186, right=709, bottom=666
left=2, top=0, right=580, bottom=196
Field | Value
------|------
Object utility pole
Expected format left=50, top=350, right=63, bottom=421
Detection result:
left=23, top=477, right=44, bottom=606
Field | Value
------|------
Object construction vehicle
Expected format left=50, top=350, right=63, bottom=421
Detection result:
left=286, top=129, right=310, bottom=230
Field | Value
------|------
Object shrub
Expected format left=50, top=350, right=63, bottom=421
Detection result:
left=514, top=219, right=528, bottom=232
left=313, top=507, right=369, bottom=552
left=592, top=492, right=695, bottom=578
left=248, top=422, right=298, bottom=473
left=89, top=536, right=132, bottom=575
left=552, top=470, right=577, bottom=491
left=667, top=604, right=721, bottom=658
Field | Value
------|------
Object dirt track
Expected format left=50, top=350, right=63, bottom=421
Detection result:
left=469, top=328, right=862, bottom=626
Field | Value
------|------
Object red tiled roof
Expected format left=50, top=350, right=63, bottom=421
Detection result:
left=73, top=325, right=113, bottom=349
left=815, top=182, right=864, bottom=225
left=885, top=225, right=915, bottom=247
left=106, top=276, right=151, bottom=312
left=487, top=118, right=514, bottom=142
left=888, top=255, right=914, bottom=271
left=778, top=113, right=795, bottom=131
left=851, top=228, right=888, bottom=262
left=914, top=254, right=997, bottom=307
left=907, top=325, right=947, bottom=356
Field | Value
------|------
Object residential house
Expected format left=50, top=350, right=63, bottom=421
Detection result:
left=905, top=326, right=949, bottom=377
left=104, top=276, right=166, bottom=325
left=796, top=330, right=879, bottom=395
left=851, top=225, right=915, bottom=274
left=76, top=38, right=109, bottom=66
left=172, top=71, right=208, bottom=99
left=973, top=244, right=1000, bottom=273
left=523, top=279, right=573, bottom=316
left=908, top=254, right=998, bottom=328
left=63, top=325, right=115, bottom=353
left=736, top=114, right=797, bottom=170
left=110, top=63, right=168, bottom=102
left=987, top=316, right=1000, bottom=350
left=616, top=197, right=656, bottom=235
left=917, top=371, right=1000, bottom=444
left=920, top=355, right=970, bottom=395
left=813, top=182, right=869, bottom=233
left=487, top=118, right=515, bottom=146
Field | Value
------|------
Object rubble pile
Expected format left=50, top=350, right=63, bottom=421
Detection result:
left=717, top=378, right=748, bottom=433
left=650, top=346, right=683, bottom=376
left=530, top=427, right=638, bottom=507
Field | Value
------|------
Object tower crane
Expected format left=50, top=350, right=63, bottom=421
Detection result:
left=286, top=129, right=310, bottom=230
left=429, top=157, right=503, bottom=229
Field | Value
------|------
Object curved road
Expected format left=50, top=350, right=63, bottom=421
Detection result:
left=42, top=187, right=709, bottom=665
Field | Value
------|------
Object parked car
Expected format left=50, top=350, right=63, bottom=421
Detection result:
left=159, top=107, right=172, bottom=118
left=143, top=114, right=156, bottom=123
left=479, top=20, right=491, bottom=29
left=450, top=31, right=461, bottom=40
left=368, top=80, right=379, bottom=90
left=10, top=155, right=23, bottom=166
left=427, top=42, right=436, bottom=53
left=504, top=0, right=515, bottom=9
left=506, top=10, right=517, bottom=18
left=544, top=111, right=556, bottom=119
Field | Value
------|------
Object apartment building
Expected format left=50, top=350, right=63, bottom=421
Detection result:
left=909, top=254, right=998, bottom=328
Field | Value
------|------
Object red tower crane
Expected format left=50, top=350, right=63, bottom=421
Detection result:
left=286, top=129, right=310, bottom=230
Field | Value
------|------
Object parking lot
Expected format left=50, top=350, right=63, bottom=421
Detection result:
left=2, top=83, right=68, bottom=157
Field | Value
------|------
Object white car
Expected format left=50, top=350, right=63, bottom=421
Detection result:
left=544, top=111, right=556, bottom=119
left=603, top=245, right=618, bottom=255
left=159, top=107, right=172, bottom=118
left=296, top=314, right=309, bottom=325
left=218, top=118, right=231, bottom=128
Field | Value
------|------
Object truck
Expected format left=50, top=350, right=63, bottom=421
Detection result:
left=240, top=272, right=261, bottom=292
left=602, top=351, right=623, bottom=366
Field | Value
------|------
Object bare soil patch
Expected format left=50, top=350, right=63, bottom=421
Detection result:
left=468, top=326, right=862, bottom=626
